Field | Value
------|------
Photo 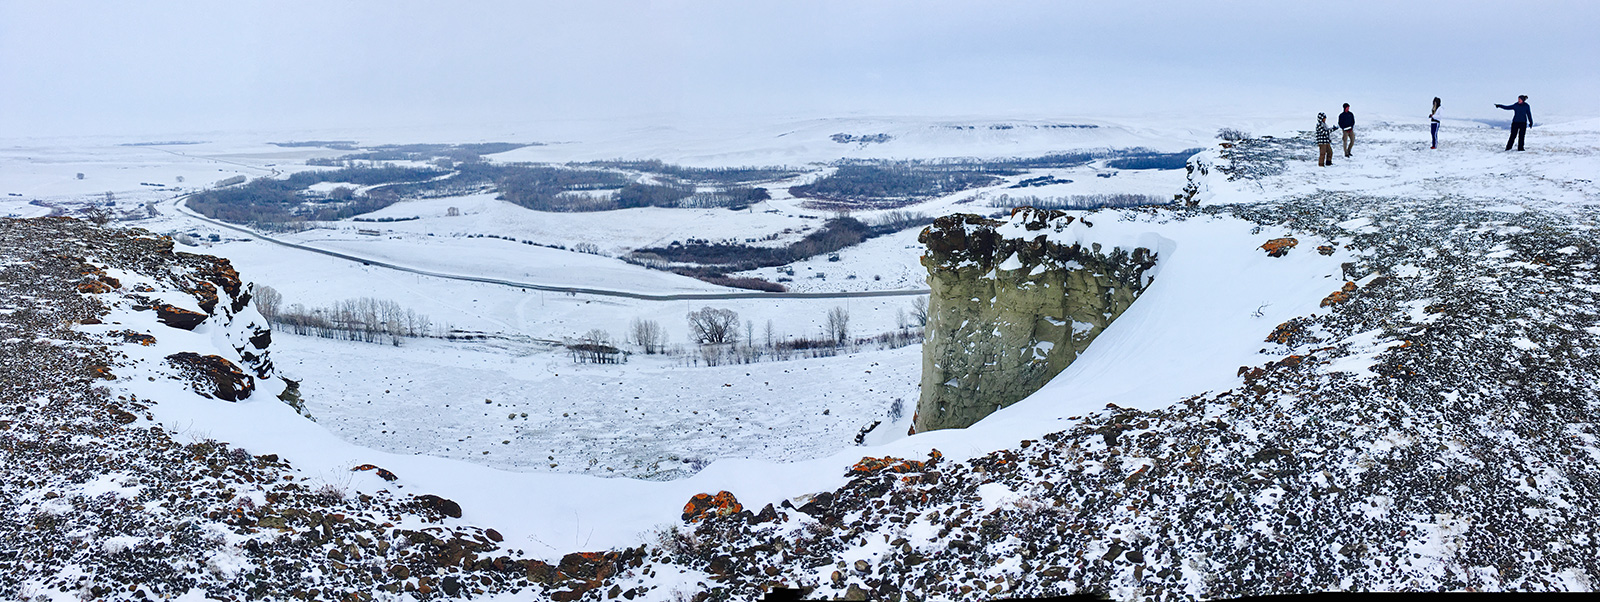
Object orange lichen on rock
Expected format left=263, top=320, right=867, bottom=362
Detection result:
left=352, top=464, right=398, bottom=481
left=153, top=303, right=208, bottom=330
left=1265, top=320, right=1301, bottom=344
left=850, top=449, right=943, bottom=476
left=113, top=330, right=157, bottom=346
left=1317, top=245, right=1335, bottom=256
left=682, top=491, right=742, bottom=523
left=76, top=280, right=113, bottom=294
left=164, top=352, right=254, bottom=401
left=1260, top=237, right=1298, bottom=257
left=1320, top=281, right=1358, bottom=307
left=188, top=281, right=219, bottom=314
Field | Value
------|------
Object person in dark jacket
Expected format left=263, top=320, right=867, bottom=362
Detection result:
left=1429, top=97, right=1442, bottom=149
left=1338, top=103, right=1355, bottom=157
left=1495, top=95, right=1533, bottom=151
left=1314, top=113, right=1336, bottom=167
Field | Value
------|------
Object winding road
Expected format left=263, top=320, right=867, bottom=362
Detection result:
left=169, top=196, right=931, bottom=301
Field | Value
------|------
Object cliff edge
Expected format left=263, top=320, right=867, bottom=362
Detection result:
left=915, top=207, right=1158, bottom=432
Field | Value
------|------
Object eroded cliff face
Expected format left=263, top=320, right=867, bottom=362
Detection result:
left=915, top=208, right=1157, bottom=432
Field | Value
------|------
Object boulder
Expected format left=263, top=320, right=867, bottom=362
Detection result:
left=558, top=551, right=616, bottom=581
left=163, top=353, right=254, bottom=401
left=154, top=303, right=207, bottom=330
left=682, top=491, right=742, bottom=523
left=1261, top=237, right=1298, bottom=257
left=188, top=281, right=219, bottom=314
left=415, top=494, right=462, bottom=519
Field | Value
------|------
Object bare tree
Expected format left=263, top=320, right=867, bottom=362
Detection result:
left=687, top=307, right=740, bottom=345
left=910, top=296, right=929, bottom=327
left=80, top=205, right=113, bottom=226
left=826, top=306, right=851, bottom=346
left=569, top=329, right=621, bottom=364
left=631, top=318, right=667, bottom=354
left=253, top=284, right=282, bottom=320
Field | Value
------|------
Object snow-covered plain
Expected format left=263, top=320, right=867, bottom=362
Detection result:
left=9, top=113, right=1599, bottom=569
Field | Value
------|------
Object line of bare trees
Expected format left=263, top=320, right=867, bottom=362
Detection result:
left=624, top=303, right=927, bottom=367
left=253, top=285, right=433, bottom=345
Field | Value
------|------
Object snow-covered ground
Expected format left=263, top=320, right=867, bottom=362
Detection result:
left=282, top=334, right=921, bottom=481
left=9, top=113, right=1599, bottom=570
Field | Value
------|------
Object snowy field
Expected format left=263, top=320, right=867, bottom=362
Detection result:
left=280, top=334, right=921, bottom=481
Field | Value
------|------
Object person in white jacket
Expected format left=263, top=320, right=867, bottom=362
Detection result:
left=1429, top=97, right=1442, bottom=149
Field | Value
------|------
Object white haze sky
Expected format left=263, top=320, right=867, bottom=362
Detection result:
left=2, top=0, right=1596, bottom=139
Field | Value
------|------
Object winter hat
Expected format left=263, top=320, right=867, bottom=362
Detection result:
left=1317, top=113, right=1326, bottom=120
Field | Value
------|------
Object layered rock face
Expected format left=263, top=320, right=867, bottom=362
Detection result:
left=915, top=208, right=1157, bottom=432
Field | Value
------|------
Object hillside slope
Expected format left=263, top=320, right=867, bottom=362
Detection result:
left=632, top=122, right=1600, bottom=599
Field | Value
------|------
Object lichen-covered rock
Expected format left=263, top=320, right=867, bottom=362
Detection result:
left=1321, top=281, right=1357, bottom=306
left=164, top=352, right=255, bottom=401
left=1261, top=237, right=1298, bottom=257
left=153, top=303, right=208, bottom=330
left=416, top=494, right=463, bottom=519
left=178, top=252, right=247, bottom=313
left=849, top=449, right=942, bottom=476
left=682, top=491, right=742, bottom=522
left=916, top=208, right=1158, bottom=432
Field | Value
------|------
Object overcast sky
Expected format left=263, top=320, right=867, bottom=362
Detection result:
left=2, top=0, right=1596, bottom=139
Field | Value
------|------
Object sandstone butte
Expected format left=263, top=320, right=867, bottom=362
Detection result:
left=914, top=207, right=1158, bottom=433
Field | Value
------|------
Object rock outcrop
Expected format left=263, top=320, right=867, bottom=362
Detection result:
left=915, top=208, right=1158, bottom=432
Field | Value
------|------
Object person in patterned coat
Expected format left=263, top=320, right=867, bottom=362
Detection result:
left=1314, top=113, right=1337, bottom=167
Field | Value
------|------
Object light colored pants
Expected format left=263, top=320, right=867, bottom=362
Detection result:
left=1342, top=129, right=1354, bottom=157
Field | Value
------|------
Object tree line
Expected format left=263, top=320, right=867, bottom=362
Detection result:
left=253, top=285, right=433, bottom=345
left=599, top=302, right=927, bottom=367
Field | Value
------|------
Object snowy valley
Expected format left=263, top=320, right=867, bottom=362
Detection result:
left=4, top=114, right=1600, bottom=601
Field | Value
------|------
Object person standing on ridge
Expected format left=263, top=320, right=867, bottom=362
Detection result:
left=1494, top=95, right=1533, bottom=151
left=1338, top=103, right=1356, bottom=157
left=1429, top=97, right=1442, bottom=149
left=1314, top=113, right=1337, bottom=167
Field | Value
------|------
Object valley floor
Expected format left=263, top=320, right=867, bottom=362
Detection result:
left=284, top=334, right=920, bottom=480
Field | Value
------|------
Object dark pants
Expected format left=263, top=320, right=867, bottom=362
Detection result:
left=1317, top=143, right=1334, bottom=166
left=1430, top=122, right=1439, bottom=148
left=1506, top=122, right=1527, bottom=151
